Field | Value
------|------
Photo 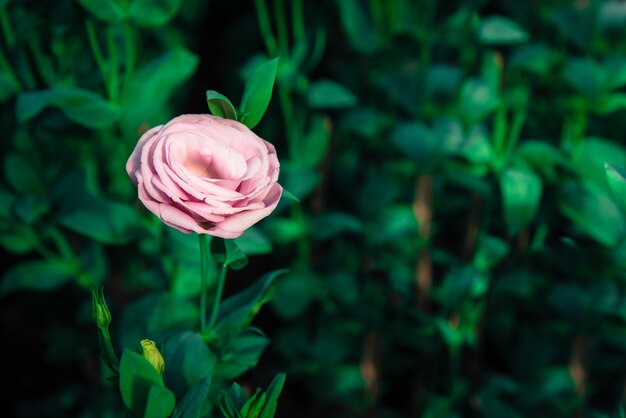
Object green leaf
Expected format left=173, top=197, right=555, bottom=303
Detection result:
left=206, top=90, right=237, bottom=120
left=366, top=205, right=418, bottom=245
left=434, top=267, right=486, bottom=311
left=210, top=238, right=249, bottom=270
left=121, top=47, right=198, bottom=136
left=172, top=375, right=211, bottom=418
left=229, top=382, right=250, bottom=410
left=129, top=0, right=183, bottom=27
left=144, top=385, right=176, bottom=418
left=118, top=294, right=198, bottom=350
left=234, top=227, right=273, bottom=256
left=0, top=223, right=36, bottom=254
left=559, top=182, right=625, bottom=247
left=391, top=122, right=435, bottom=169
left=574, top=138, right=626, bottom=189
left=16, top=88, right=119, bottom=129
left=163, top=332, right=216, bottom=400
left=13, top=194, right=50, bottom=223
left=459, top=78, right=500, bottom=124
left=0, top=70, right=19, bottom=102
left=271, top=270, right=319, bottom=319
left=241, top=390, right=265, bottom=418
left=307, top=80, right=357, bottom=109
left=478, top=16, right=529, bottom=45
left=238, top=57, right=279, bottom=129
left=378, top=67, right=421, bottom=113
left=499, top=167, right=542, bottom=236
left=604, top=56, right=626, bottom=91
left=224, top=239, right=249, bottom=270
left=337, top=0, right=380, bottom=54
left=75, top=0, right=125, bottom=23
left=509, top=43, right=560, bottom=76
left=259, top=374, right=286, bottom=418
left=119, top=349, right=167, bottom=417
left=0, top=190, right=15, bottom=218
left=1, top=260, right=75, bottom=296
left=338, top=107, right=390, bottom=138
left=215, top=270, right=287, bottom=338
left=563, top=58, right=605, bottom=100
left=308, top=212, right=363, bottom=241
left=473, top=235, right=509, bottom=272
left=281, top=163, right=319, bottom=200
left=281, top=189, right=300, bottom=203
left=214, top=329, right=269, bottom=379
left=426, top=64, right=463, bottom=97
left=4, top=153, right=40, bottom=193
left=263, top=217, right=304, bottom=245
left=516, top=140, right=569, bottom=182
left=551, top=4, right=594, bottom=49
left=57, top=195, right=140, bottom=244
left=596, top=93, right=626, bottom=115
left=219, top=391, right=244, bottom=418
left=298, top=116, right=329, bottom=167
left=606, top=163, right=626, bottom=212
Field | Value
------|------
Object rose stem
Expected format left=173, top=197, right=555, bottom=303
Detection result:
left=199, top=234, right=210, bottom=332
left=208, top=262, right=227, bottom=330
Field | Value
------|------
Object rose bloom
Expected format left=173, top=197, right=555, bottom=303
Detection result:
left=126, top=114, right=282, bottom=238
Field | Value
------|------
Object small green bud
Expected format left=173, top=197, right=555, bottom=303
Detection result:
left=140, top=339, right=165, bottom=374
left=91, top=288, right=112, bottom=329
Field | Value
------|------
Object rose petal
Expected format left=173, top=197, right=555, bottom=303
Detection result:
left=217, top=183, right=283, bottom=232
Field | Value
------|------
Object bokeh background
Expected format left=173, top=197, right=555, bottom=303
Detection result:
left=2, top=0, right=626, bottom=417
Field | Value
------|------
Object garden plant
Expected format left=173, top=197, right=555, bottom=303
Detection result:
left=2, top=1, right=626, bottom=417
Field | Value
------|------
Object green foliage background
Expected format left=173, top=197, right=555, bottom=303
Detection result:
left=2, top=0, right=626, bottom=417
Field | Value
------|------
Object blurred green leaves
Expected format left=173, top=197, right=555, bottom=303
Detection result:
left=58, top=194, right=140, bottom=244
left=1, top=259, right=75, bottom=295
left=307, top=80, right=357, bottom=109
left=0, top=70, right=20, bottom=102
left=75, top=0, right=125, bottom=24
left=606, top=163, right=626, bottom=211
left=560, top=181, right=625, bottom=247
left=122, top=46, right=198, bottom=135
left=76, top=0, right=183, bottom=27
left=173, top=375, right=211, bottom=418
left=499, top=167, right=542, bottom=236
left=16, top=88, right=119, bottom=129
left=129, top=0, right=184, bottom=27
left=478, top=16, right=529, bottom=45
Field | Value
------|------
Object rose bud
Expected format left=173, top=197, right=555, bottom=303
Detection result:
left=140, top=339, right=165, bottom=374
left=91, top=288, right=112, bottom=329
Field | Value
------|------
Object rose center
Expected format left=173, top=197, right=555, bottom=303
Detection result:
left=185, top=152, right=221, bottom=178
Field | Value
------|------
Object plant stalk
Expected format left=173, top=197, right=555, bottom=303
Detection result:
left=199, top=234, right=210, bottom=332
left=254, top=0, right=279, bottom=56
left=414, top=175, right=433, bottom=308
left=99, top=327, right=120, bottom=371
left=208, top=262, right=227, bottom=330
left=122, top=20, right=135, bottom=97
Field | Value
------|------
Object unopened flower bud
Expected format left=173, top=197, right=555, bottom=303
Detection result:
left=140, top=339, right=165, bottom=374
left=91, top=288, right=112, bottom=329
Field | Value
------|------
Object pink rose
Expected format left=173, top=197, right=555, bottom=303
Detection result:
left=126, top=114, right=282, bottom=238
